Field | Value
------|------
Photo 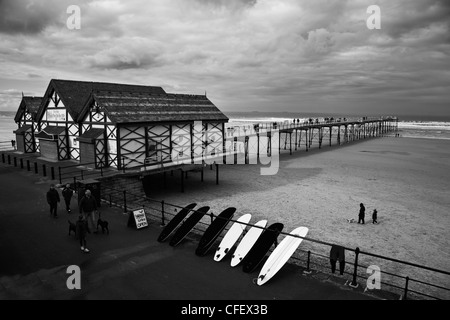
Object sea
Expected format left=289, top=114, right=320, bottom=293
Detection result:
left=1, top=111, right=450, bottom=147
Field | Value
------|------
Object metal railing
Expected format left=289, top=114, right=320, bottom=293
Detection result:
left=96, top=183, right=449, bottom=300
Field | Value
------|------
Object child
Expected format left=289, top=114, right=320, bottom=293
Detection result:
left=372, top=209, right=378, bottom=224
left=76, top=214, right=90, bottom=253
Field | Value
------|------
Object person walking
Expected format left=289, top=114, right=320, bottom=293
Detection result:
left=372, top=209, right=378, bottom=224
left=79, top=189, right=98, bottom=233
left=76, top=214, right=90, bottom=253
left=62, top=183, right=74, bottom=213
left=46, top=184, right=60, bottom=218
left=358, top=203, right=366, bottom=224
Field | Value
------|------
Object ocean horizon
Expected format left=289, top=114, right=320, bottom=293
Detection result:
left=1, top=110, right=450, bottom=143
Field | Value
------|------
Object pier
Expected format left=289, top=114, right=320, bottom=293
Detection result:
left=225, top=116, right=399, bottom=163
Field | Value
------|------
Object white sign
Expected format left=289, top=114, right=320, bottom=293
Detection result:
left=132, top=208, right=148, bottom=229
left=47, top=109, right=66, bottom=122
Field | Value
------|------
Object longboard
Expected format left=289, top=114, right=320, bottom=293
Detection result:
left=230, top=220, right=268, bottom=267
left=169, top=206, right=210, bottom=247
left=242, top=222, right=284, bottom=273
left=195, top=207, right=236, bottom=256
left=157, top=203, right=197, bottom=242
left=257, top=226, right=309, bottom=286
left=214, top=213, right=252, bottom=262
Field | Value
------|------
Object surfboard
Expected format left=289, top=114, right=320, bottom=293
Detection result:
left=257, top=226, right=309, bottom=286
left=195, top=207, right=236, bottom=256
left=242, top=222, right=284, bottom=273
left=214, top=213, right=252, bottom=262
left=230, top=219, right=268, bottom=267
left=169, top=206, right=210, bottom=247
left=157, top=203, right=197, bottom=242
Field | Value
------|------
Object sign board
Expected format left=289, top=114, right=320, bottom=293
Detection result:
left=46, top=109, right=66, bottom=122
left=129, top=208, right=148, bottom=229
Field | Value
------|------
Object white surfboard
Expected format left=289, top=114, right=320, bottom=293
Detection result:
left=257, top=226, right=308, bottom=286
left=214, top=214, right=252, bottom=262
left=230, top=219, right=268, bottom=267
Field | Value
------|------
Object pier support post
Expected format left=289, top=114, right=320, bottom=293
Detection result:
left=215, top=163, right=219, bottom=185
left=181, top=170, right=184, bottom=193
left=20, top=158, right=24, bottom=169
left=34, top=162, right=38, bottom=174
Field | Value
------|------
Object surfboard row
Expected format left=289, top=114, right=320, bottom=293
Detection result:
left=157, top=203, right=309, bottom=286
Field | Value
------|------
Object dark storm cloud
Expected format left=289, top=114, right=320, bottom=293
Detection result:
left=0, top=0, right=448, bottom=116
left=0, top=0, right=64, bottom=34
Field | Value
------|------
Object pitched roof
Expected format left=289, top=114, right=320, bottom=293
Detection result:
left=14, top=96, right=43, bottom=122
left=36, top=79, right=166, bottom=122
left=85, top=91, right=229, bottom=124
left=13, top=124, right=32, bottom=135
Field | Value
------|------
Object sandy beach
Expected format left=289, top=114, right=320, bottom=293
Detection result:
left=144, top=136, right=450, bottom=298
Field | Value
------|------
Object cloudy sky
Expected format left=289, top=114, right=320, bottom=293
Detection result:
left=0, top=0, right=449, bottom=117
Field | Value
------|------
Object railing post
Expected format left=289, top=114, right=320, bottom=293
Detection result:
left=13, top=157, right=17, bottom=167
left=51, top=167, right=55, bottom=180
left=73, top=177, right=77, bottom=191
left=100, top=166, right=103, bottom=177
left=123, top=190, right=127, bottom=213
left=109, top=194, right=112, bottom=207
left=27, top=160, right=30, bottom=171
left=34, top=162, right=38, bottom=174
left=81, top=170, right=84, bottom=180
left=42, top=164, right=46, bottom=177
left=58, top=167, right=62, bottom=184
left=210, top=212, right=214, bottom=224
left=403, top=276, right=409, bottom=300
left=306, top=251, right=311, bottom=272
left=350, top=247, right=360, bottom=288
left=1, top=153, right=4, bottom=163
left=161, top=200, right=165, bottom=226
left=20, top=158, right=24, bottom=169
left=7, top=154, right=11, bottom=165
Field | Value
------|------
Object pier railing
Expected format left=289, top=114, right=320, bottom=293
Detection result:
left=96, top=184, right=449, bottom=301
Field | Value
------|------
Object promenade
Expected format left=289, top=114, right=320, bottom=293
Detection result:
left=0, top=160, right=378, bottom=301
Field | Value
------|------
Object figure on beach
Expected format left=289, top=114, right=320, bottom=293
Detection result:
left=46, top=184, right=60, bottom=219
left=62, top=183, right=74, bottom=213
left=372, top=209, right=378, bottom=224
left=76, top=214, right=90, bottom=253
left=79, top=189, right=98, bottom=233
left=358, top=203, right=366, bottom=224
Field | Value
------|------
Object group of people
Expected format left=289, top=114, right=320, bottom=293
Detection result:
left=46, top=184, right=98, bottom=253
left=358, top=203, right=378, bottom=224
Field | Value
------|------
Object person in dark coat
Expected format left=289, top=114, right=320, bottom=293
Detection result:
left=79, top=189, right=97, bottom=233
left=75, top=214, right=90, bottom=253
left=372, top=209, right=378, bottom=224
left=62, top=183, right=74, bottom=213
left=46, top=184, right=60, bottom=218
left=358, top=203, right=366, bottom=224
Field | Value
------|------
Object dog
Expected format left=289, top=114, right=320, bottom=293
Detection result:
left=96, top=214, right=109, bottom=235
left=347, top=218, right=356, bottom=223
left=68, top=220, right=77, bottom=236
